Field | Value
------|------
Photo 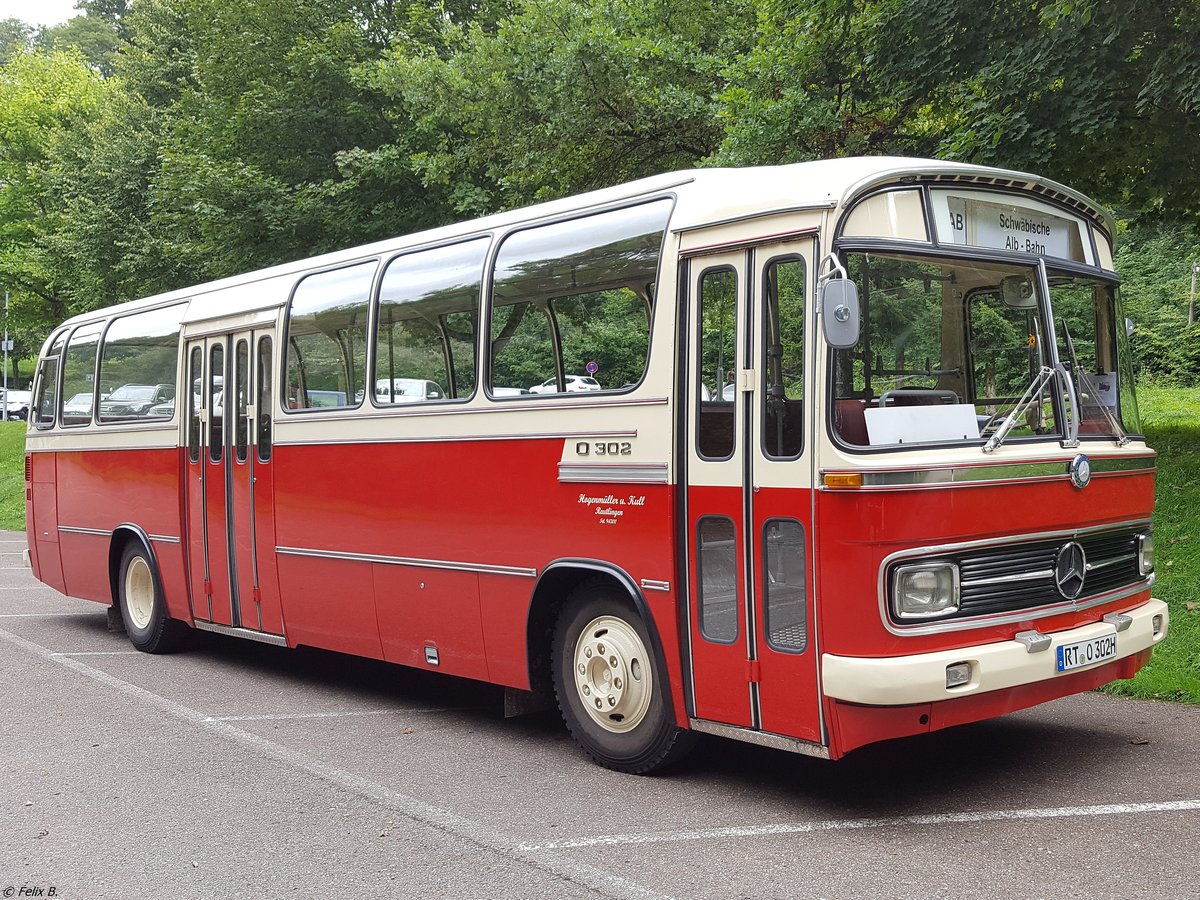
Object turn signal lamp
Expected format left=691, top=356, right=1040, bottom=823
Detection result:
left=823, top=472, right=863, bottom=489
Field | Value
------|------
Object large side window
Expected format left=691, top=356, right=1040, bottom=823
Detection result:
left=285, top=262, right=375, bottom=410
left=490, top=200, right=670, bottom=395
left=97, top=304, right=184, bottom=423
left=60, top=323, right=103, bottom=426
left=697, top=268, right=737, bottom=460
left=374, top=239, right=486, bottom=405
left=32, top=331, right=67, bottom=429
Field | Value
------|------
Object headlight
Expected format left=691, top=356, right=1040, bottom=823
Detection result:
left=892, top=562, right=960, bottom=620
left=1137, top=532, right=1154, bottom=577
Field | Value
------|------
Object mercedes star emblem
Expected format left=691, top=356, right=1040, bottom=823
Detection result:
left=1054, top=541, right=1087, bottom=599
left=1068, top=453, right=1092, bottom=489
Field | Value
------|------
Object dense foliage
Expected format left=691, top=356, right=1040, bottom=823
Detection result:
left=2, top=0, right=1200, bottom=384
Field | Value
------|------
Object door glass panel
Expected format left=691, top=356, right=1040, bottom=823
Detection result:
left=697, top=268, right=737, bottom=459
left=257, top=337, right=272, bottom=462
left=762, top=257, right=805, bottom=458
left=209, top=343, right=224, bottom=463
left=698, top=516, right=738, bottom=643
left=235, top=339, right=249, bottom=463
left=763, top=519, right=807, bottom=653
left=187, top=347, right=202, bottom=463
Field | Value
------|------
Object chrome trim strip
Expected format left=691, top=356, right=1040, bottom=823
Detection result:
left=58, top=525, right=109, bottom=537
left=961, top=568, right=1052, bottom=589
left=877, top=519, right=1154, bottom=637
left=273, top=396, right=670, bottom=426
left=557, top=462, right=669, bottom=485
left=821, top=455, right=1156, bottom=492
left=640, top=579, right=671, bottom=592
left=274, top=429, right=639, bottom=449
left=275, top=545, right=538, bottom=578
left=688, top=719, right=830, bottom=759
left=1087, top=553, right=1136, bottom=572
left=193, top=620, right=287, bottom=647
left=148, top=534, right=181, bottom=544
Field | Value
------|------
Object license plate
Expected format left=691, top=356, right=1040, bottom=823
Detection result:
left=1056, top=633, right=1118, bottom=672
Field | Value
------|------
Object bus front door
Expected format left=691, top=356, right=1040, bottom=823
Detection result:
left=184, top=330, right=283, bottom=638
left=684, top=238, right=822, bottom=745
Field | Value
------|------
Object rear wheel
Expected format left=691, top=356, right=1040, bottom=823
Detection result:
left=552, top=581, right=696, bottom=773
left=118, top=542, right=187, bottom=653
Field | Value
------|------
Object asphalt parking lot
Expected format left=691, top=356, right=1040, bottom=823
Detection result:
left=2, top=528, right=1198, bottom=900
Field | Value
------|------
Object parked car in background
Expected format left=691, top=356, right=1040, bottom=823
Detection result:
left=491, top=386, right=531, bottom=396
left=61, top=392, right=95, bottom=423
left=2, top=388, right=31, bottom=420
left=528, top=375, right=601, bottom=393
left=98, top=383, right=175, bottom=418
left=375, top=378, right=444, bottom=403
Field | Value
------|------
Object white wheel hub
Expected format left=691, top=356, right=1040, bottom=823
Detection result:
left=572, top=615, right=652, bottom=733
left=124, top=556, right=155, bottom=631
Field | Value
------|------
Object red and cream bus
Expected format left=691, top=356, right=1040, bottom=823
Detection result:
left=24, top=157, right=1166, bottom=773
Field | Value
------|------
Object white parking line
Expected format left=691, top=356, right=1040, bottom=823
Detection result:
left=0, top=623, right=674, bottom=900
left=52, top=650, right=141, bottom=656
left=0, top=612, right=86, bottom=616
left=516, top=800, right=1200, bottom=851
left=207, top=709, right=430, bottom=722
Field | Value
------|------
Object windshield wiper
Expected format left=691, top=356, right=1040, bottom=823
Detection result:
left=982, top=365, right=1056, bottom=453
left=1060, top=318, right=1129, bottom=447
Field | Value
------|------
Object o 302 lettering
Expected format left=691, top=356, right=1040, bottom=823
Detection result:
left=574, top=441, right=632, bottom=456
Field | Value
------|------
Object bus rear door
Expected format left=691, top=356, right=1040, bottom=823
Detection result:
left=184, top=328, right=283, bottom=639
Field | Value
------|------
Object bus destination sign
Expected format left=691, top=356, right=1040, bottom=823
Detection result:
left=944, top=195, right=1074, bottom=259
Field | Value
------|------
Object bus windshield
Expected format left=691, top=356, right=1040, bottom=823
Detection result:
left=830, top=251, right=1140, bottom=449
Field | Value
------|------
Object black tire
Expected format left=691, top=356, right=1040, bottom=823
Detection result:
left=551, top=580, right=697, bottom=774
left=118, top=541, right=187, bottom=653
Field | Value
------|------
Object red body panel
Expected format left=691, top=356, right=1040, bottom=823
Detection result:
left=815, top=470, right=1155, bottom=658
left=271, top=438, right=684, bottom=706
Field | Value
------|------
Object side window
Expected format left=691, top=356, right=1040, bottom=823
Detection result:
left=697, top=516, right=738, bottom=643
left=697, top=268, right=737, bottom=460
left=97, top=304, right=183, bottom=423
left=490, top=199, right=670, bottom=395
left=257, top=336, right=272, bottom=462
left=762, top=257, right=805, bottom=459
left=285, top=262, right=374, bottom=410
left=187, top=346, right=202, bottom=463
left=32, top=331, right=67, bottom=429
left=60, top=323, right=102, bottom=426
left=374, top=239, right=486, bottom=404
left=763, top=519, right=807, bottom=653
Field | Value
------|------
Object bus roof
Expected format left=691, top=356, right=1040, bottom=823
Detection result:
left=52, top=156, right=1111, bottom=331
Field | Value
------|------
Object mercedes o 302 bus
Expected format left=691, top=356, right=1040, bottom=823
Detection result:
left=24, top=157, right=1166, bottom=773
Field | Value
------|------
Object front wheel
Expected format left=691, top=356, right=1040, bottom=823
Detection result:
left=118, top=542, right=187, bottom=653
left=552, top=582, right=696, bottom=774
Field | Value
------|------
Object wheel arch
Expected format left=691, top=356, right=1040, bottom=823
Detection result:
left=526, top=559, right=673, bottom=706
left=108, top=524, right=161, bottom=609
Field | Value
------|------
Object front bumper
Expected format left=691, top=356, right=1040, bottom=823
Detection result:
left=822, top=597, right=1168, bottom=706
